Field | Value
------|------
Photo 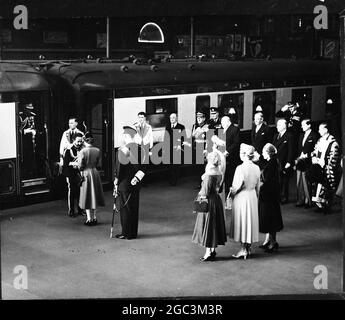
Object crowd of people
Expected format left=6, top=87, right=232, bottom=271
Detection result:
left=58, top=103, right=342, bottom=261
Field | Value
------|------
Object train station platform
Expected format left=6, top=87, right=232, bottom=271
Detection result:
left=1, top=176, right=343, bottom=299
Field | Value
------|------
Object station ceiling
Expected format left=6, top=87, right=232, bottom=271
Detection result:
left=0, top=0, right=344, bottom=18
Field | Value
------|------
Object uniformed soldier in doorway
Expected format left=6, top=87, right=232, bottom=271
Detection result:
left=59, top=117, right=84, bottom=168
left=208, top=107, right=222, bottom=135
left=62, top=133, right=85, bottom=217
left=113, top=125, right=146, bottom=240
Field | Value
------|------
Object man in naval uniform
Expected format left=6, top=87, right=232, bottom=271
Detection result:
left=59, top=117, right=84, bottom=167
left=113, top=125, right=146, bottom=240
left=208, top=107, right=222, bottom=136
left=62, top=133, right=85, bottom=217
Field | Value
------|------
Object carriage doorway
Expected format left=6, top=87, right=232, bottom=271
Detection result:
left=83, top=91, right=112, bottom=184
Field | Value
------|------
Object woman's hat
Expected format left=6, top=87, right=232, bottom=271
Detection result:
left=123, top=125, right=137, bottom=136
left=240, top=143, right=255, bottom=157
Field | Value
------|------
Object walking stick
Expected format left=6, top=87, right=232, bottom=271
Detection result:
left=110, top=199, right=117, bottom=239
left=110, top=191, right=132, bottom=239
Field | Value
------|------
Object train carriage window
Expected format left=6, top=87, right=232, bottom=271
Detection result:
left=291, top=88, right=312, bottom=118
left=253, top=91, right=276, bottom=125
left=325, top=86, right=341, bottom=119
left=218, top=93, right=244, bottom=128
left=195, top=95, right=210, bottom=120
left=146, top=98, right=177, bottom=129
left=325, top=86, right=341, bottom=140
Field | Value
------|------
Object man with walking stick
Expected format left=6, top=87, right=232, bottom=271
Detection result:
left=111, top=125, right=146, bottom=240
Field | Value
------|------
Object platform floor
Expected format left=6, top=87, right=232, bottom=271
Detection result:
left=1, top=176, right=343, bottom=299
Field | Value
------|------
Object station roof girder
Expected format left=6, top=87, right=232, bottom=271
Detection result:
left=0, top=0, right=344, bottom=18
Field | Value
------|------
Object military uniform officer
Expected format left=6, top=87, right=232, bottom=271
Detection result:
left=191, top=109, right=211, bottom=188
left=208, top=107, right=222, bottom=135
left=59, top=117, right=84, bottom=167
left=62, top=133, right=85, bottom=217
left=114, top=125, right=146, bottom=240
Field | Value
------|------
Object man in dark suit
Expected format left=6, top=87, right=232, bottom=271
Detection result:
left=62, top=133, right=85, bottom=217
left=219, top=115, right=240, bottom=195
left=113, top=125, right=146, bottom=240
left=163, top=112, right=185, bottom=185
left=251, top=112, right=271, bottom=168
left=272, top=119, right=295, bottom=204
left=295, top=119, right=319, bottom=208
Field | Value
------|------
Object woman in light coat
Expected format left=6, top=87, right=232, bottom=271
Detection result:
left=229, top=144, right=260, bottom=259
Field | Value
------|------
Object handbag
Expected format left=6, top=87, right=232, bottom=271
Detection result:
left=193, top=196, right=209, bottom=213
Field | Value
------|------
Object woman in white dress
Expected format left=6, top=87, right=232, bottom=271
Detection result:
left=229, top=144, right=260, bottom=259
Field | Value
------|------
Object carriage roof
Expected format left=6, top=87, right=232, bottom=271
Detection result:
left=45, top=59, right=339, bottom=91
left=0, top=62, right=51, bottom=93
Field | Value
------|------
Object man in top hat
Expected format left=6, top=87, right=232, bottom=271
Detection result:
left=114, top=125, right=146, bottom=239
left=163, top=113, right=186, bottom=186
left=208, top=107, right=222, bottom=135
left=295, top=119, right=319, bottom=208
left=59, top=117, right=84, bottom=167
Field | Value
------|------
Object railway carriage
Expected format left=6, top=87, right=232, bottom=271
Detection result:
left=0, top=62, right=53, bottom=206
left=0, top=58, right=340, bottom=206
left=44, top=58, right=340, bottom=184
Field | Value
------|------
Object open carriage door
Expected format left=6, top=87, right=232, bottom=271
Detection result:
left=83, top=91, right=112, bottom=184
left=0, top=102, right=19, bottom=198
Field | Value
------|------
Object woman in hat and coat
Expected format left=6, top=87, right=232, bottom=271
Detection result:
left=258, top=143, right=284, bottom=253
left=192, top=151, right=227, bottom=261
left=78, top=133, right=105, bottom=225
left=229, top=143, right=260, bottom=259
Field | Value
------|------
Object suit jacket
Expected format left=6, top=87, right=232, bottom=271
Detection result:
left=251, top=123, right=271, bottom=154
left=275, top=109, right=302, bottom=136
left=164, top=123, right=185, bottom=163
left=114, top=143, right=146, bottom=192
left=208, top=118, right=222, bottom=135
left=297, top=130, right=319, bottom=158
left=219, top=124, right=240, bottom=165
left=272, top=131, right=294, bottom=168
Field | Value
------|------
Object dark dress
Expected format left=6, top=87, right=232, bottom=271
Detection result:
left=259, top=157, right=284, bottom=233
left=192, top=174, right=227, bottom=248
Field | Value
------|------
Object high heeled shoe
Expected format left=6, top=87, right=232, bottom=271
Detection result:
left=84, top=220, right=92, bottom=226
left=259, top=241, right=271, bottom=249
left=232, top=250, right=248, bottom=260
left=265, top=242, right=279, bottom=253
left=210, top=251, right=217, bottom=258
left=200, top=255, right=215, bottom=262
left=246, top=245, right=252, bottom=258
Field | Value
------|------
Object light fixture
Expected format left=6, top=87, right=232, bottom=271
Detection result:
left=138, top=22, right=165, bottom=43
